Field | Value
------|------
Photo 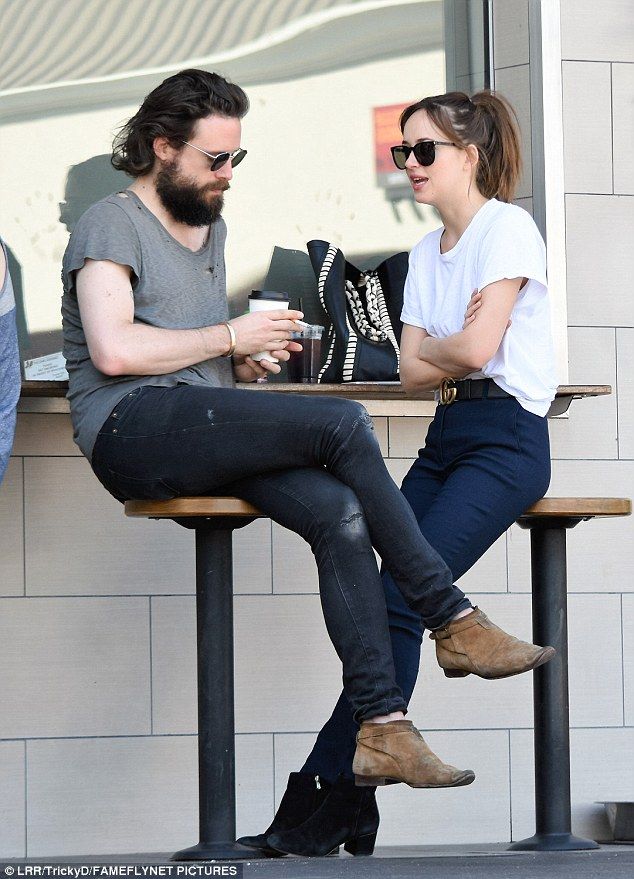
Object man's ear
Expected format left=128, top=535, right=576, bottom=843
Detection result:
left=153, top=136, right=177, bottom=164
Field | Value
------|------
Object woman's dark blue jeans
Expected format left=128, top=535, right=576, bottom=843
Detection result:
left=300, top=395, right=551, bottom=782
left=91, top=384, right=472, bottom=724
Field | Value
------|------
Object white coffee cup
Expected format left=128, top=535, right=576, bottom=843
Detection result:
left=248, top=290, right=291, bottom=362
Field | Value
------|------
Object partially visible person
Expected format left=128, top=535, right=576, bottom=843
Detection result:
left=0, top=236, right=21, bottom=486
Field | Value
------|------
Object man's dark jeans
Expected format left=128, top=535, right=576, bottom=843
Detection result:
left=91, top=384, right=471, bottom=723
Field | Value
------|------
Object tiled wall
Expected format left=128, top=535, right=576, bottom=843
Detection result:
left=1, top=0, right=633, bottom=859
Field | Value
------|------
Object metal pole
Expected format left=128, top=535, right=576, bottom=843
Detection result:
left=172, top=524, right=264, bottom=860
left=509, top=523, right=598, bottom=851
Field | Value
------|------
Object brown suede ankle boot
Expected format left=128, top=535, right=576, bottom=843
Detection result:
left=352, top=720, right=475, bottom=788
left=430, top=607, right=555, bottom=679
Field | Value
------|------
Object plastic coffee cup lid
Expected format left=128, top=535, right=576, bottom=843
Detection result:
left=249, top=290, right=289, bottom=301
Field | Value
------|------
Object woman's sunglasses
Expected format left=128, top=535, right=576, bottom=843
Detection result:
left=181, top=140, right=247, bottom=171
left=390, top=140, right=456, bottom=170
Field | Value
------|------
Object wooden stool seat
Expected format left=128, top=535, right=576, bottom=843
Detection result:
left=126, top=497, right=262, bottom=519
left=520, top=497, right=631, bottom=520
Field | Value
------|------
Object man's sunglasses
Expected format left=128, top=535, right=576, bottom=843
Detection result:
left=390, top=140, right=456, bottom=170
left=181, top=140, right=247, bottom=171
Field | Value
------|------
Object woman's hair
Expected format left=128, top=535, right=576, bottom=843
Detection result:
left=111, top=69, right=249, bottom=177
left=399, top=90, right=522, bottom=202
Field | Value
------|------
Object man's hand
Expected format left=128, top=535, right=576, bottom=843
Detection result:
left=233, top=340, right=303, bottom=382
left=229, top=309, right=304, bottom=358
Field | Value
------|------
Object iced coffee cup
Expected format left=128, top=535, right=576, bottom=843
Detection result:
left=248, top=290, right=291, bottom=362
left=287, top=323, right=324, bottom=383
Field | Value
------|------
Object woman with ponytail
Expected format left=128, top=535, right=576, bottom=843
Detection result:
left=238, top=91, right=557, bottom=858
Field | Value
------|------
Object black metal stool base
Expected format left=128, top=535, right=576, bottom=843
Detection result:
left=172, top=841, right=269, bottom=861
left=509, top=832, right=599, bottom=851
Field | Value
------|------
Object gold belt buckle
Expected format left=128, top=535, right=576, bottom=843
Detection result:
left=439, top=377, right=457, bottom=405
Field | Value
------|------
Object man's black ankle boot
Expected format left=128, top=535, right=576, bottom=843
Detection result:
left=236, top=772, right=332, bottom=856
left=266, top=775, right=379, bottom=857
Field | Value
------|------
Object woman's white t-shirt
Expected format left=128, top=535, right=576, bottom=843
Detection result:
left=400, top=198, right=558, bottom=417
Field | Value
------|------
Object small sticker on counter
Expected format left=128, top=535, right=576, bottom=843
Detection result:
left=23, top=351, right=69, bottom=381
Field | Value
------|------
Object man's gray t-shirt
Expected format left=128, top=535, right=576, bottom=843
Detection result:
left=61, top=190, right=235, bottom=461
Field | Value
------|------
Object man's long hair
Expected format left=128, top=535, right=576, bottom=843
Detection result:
left=111, top=69, right=249, bottom=177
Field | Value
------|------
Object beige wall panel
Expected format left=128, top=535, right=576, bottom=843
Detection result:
left=27, top=736, right=197, bottom=857
left=510, top=727, right=634, bottom=842
left=151, top=596, right=196, bottom=735
left=235, top=734, right=275, bottom=840
left=24, top=457, right=195, bottom=595
left=235, top=595, right=342, bottom=734
left=624, top=594, right=634, bottom=725
left=493, top=65, right=532, bottom=200
left=0, top=597, right=150, bottom=738
left=386, top=457, right=416, bottom=488
left=408, top=594, right=534, bottom=729
left=12, top=414, right=79, bottom=457
left=548, top=327, right=618, bottom=460
left=508, top=460, right=634, bottom=593
left=613, top=64, right=634, bottom=194
left=272, top=522, right=318, bottom=594
left=566, top=195, right=634, bottom=326
left=378, top=730, right=511, bottom=845
left=388, top=417, right=431, bottom=459
left=234, top=518, right=272, bottom=595
left=618, top=330, right=634, bottom=462
left=493, top=0, right=529, bottom=69
left=562, top=62, right=613, bottom=194
left=0, top=741, right=25, bottom=858
left=0, top=458, right=24, bottom=596
left=561, top=0, right=634, bottom=62
left=372, top=416, right=388, bottom=457
left=275, top=729, right=511, bottom=845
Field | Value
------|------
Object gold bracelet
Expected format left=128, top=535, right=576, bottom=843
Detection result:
left=221, top=321, right=236, bottom=357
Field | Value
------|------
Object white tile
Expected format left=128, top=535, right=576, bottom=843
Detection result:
left=457, top=534, right=508, bottom=593
left=511, top=728, right=634, bottom=843
left=235, top=734, right=275, bottom=840
left=561, top=0, right=634, bottom=62
left=151, top=596, right=196, bottom=735
left=234, top=517, right=272, bottom=595
left=386, top=458, right=416, bottom=488
left=493, top=65, right=532, bottom=200
left=0, top=741, right=25, bottom=858
left=12, top=413, right=80, bottom=456
left=623, top=594, right=634, bottom=726
left=388, top=417, right=432, bottom=459
left=617, top=330, right=634, bottom=459
left=566, top=195, right=634, bottom=326
left=493, top=0, right=529, bottom=69
left=27, top=736, right=197, bottom=857
left=613, top=64, right=634, bottom=195
left=548, top=328, right=618, bottom=460
left=372, top=416, right=388, bottom=457
left=562, top=62, right=613, bottom=194
left=375, top=731, right=511, bottom=845
left=0, top=457, right=23, bottom=596
left=508, top=460, right=634, bottom=594
left=234, top=595, right=342, bottom=734
left=408, top=594, right=535, bottom=730
left=276, top=729, right=512, bottom=845
left=24, top=457, right=195, bottom=596
left=272, top=521, right=318, bottom=594
left=0, top=597, right=151, bottom=738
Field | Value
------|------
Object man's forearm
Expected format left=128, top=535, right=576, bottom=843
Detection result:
left=95, top=321, right=231, bottom=376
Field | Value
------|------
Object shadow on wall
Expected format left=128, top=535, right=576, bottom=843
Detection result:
left=15, top=155, right=131, bottom=367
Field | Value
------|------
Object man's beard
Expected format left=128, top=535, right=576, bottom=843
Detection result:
left=155, top=161, right=228, bottom=226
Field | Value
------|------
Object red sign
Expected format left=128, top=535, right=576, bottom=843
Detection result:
left=373, top=102, right=410, bottom=181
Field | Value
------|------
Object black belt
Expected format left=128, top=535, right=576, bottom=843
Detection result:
left=437, top=377, right=513, bottom=405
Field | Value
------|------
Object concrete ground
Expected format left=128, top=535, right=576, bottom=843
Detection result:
left=4, top=844, right=634, bottom=878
